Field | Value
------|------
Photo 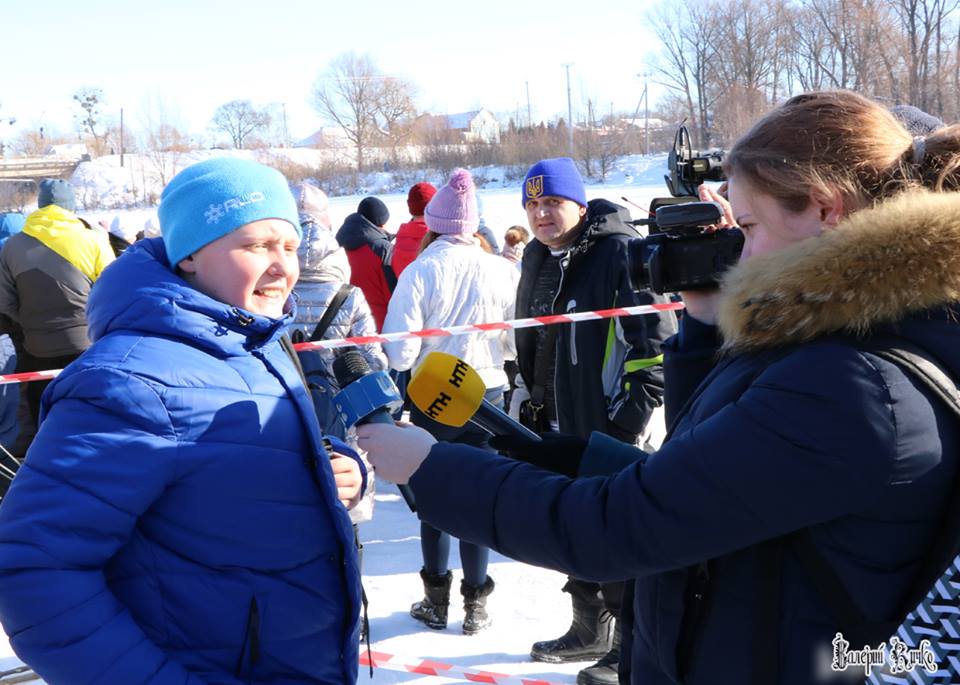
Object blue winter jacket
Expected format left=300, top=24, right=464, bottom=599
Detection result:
left=0, top=238, right=364, bottom=684
left=405, top=191, right=960, bottom=683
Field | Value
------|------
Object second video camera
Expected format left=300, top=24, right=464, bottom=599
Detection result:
left=628, top=202, right=743, bottom=294
left=627, top=124, right=742, bottom=294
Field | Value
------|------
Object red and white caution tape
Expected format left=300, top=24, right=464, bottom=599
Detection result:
left=0, top=302, right=684, bottom=385
left=293, top=301, right=685, bottom=352
left=360, top=649, right=571, bottom=685
left=0, top=369, right=61, bottom=387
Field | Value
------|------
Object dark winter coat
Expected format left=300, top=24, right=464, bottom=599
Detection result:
left=515, top=198, right=676, bottom=440
left=336, top=212, right=396, bottom=331
left=406, top=191, right=960, bottom=684
left=0, top=205, right=114, bottom=357
left=0, top=238, right=364, bottom=685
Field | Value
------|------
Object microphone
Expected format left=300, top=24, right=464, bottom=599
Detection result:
left=332, top=350, right=417, bottom=512
left=407, top=352, right=542, bottom=442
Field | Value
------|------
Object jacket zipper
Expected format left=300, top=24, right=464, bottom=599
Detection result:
left=549, top=251, right=572, bottom=427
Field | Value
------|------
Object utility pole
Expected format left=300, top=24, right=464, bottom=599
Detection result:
left=562, top=63, right=574, bottom=155
left=525, top=81, right=532, bottom=127
left=636, top=72, right=650, bottom=156
left=281, top=103, right=289, bottom=147
left=643, top=80, right=650, bottom=156
left=119, top=107, right=125, bottom=167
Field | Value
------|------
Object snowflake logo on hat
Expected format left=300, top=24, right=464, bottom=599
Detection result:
left=204, top=203, right=225, bottom=224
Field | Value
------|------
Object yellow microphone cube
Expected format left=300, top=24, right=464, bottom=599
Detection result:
left=408, top=352, right=487, bottom=427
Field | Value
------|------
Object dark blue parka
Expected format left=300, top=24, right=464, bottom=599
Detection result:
left=404, top=191, right=960, bottom=683
left=0, top=238, right=364, bottom=684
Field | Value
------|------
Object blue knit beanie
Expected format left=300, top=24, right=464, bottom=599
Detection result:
left=159, top=158, right=300, bottom=266
left=38, top=179, right=76, bottom=212
left=521, top=157, right=587, bottom=208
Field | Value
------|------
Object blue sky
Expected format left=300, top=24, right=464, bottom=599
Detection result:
left=0, top=0, right=660, bottom=143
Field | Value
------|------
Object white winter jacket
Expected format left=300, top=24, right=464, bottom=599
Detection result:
left=382, top=237, right=518, bottom=389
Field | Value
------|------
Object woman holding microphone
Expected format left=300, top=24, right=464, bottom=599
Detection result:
left=358, top=91, right=960, bottom=683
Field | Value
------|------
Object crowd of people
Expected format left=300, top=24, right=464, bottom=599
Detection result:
left=0, top=88, right=954, bottom=685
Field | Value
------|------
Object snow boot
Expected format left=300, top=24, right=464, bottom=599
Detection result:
left=575, top=621, right=621, bottom=685
left=410, top=569, right=452, bottom=630
left=461, top=576, right=495, bottom=635
left=530, top=583, right=614, bottom=663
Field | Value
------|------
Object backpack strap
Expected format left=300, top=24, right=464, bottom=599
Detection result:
left=788, top=336, right=960, bottom=645
left=751, top=334, right=960, bottom=683
left=309, top=284, right=353, bottom=342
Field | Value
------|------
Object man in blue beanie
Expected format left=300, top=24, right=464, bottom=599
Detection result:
left=508, top=157, right=677, bottom=685
left=0, top=156, right=368, bottom=684
left=0, top=177, right=113, bottom=435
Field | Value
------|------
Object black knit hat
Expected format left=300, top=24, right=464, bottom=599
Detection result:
left=358, top=196, right=389, bottom=227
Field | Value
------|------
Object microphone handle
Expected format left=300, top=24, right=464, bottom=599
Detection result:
left=468, top=399, right=543, bottom=441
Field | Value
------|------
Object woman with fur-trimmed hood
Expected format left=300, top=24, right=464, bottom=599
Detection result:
left=355, top=92, right=960, bottom=684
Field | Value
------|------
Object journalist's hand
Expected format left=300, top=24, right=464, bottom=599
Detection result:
left=489, top=432, right=587, bottom=478
left=356, top=421, right=437, bottom=485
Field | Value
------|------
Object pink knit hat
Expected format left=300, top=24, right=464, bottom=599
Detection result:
left=424, top=168, right=479, bottom=235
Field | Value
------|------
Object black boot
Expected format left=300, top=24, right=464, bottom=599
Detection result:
left=410, top=569, right=452, bottom=630
left=531, top=582, right=614, bottom=663
left=576, top=621, right=621, bottom=685
left=461, top=576, right=495, bottom=635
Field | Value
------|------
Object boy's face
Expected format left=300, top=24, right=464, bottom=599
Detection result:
left=525, top=195, right=587, bottom=248
left=178, top=219, right=300, bottom=319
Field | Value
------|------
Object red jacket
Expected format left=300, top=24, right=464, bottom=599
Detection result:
left=392, top=218, right=429, bottom=277
left=336, top=213, right=396, bottom=331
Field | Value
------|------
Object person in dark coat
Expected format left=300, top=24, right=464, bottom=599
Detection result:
left=507, top=158, right=676, bottom=685
left=335, top=196, right=396, bottom=331
left=356, top=91, right=960, bottom=684
left=0, top=158, right=366, bottom=685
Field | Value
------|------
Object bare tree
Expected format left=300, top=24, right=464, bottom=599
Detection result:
left=72, top=87, right=109, bottom=156
left=310, top=51, right=418, bottom=171
left=649, top=0, right=721, bottom=147
left=10, top=124, right=71, bottom=156
left=139, top=96, right=191, bottom=191
left=210, top=100, right=271, bottom=149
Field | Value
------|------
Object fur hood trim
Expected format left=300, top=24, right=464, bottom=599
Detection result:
left=718, top=190, right=960, bottom=352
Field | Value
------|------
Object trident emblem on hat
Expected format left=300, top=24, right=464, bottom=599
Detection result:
left=525, top=175, right=544, bottom=200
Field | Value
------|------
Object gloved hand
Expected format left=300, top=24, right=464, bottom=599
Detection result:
left=489, top=432, right=588, bottom=478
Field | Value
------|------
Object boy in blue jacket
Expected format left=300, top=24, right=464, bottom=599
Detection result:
left=0, top=158, right=366, bottom=685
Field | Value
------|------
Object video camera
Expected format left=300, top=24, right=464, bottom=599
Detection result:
left=627, top=125, right=743, bottom=294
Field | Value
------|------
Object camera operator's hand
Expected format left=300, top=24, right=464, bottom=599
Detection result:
left=489, top=433, right=587, bottom=478
left=699, top=183, right=736, bottom=228
left=678, top=184, right=731, bottom=325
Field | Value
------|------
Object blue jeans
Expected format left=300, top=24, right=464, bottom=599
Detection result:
left=409, top=386, right=505, bottom=586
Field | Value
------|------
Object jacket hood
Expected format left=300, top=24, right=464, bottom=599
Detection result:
left=86, top=237, right=292, bottom=356
left=298, top=221, right=351, bottom=283
left=336, top=212, right=391, bottom=251
left=718, top=190, right=960, bottom=352
left=580, top=198, right=640, bottom=242
left=0, top=213, right=25, bottom=242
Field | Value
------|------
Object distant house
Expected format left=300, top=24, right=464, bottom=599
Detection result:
left=415, top=109, right=501, bottom=144
left=621, top=117, right=668, bottom=131
left=294, top=127, right=351, bottom=148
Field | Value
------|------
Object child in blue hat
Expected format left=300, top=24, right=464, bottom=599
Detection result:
left=0, top=157, right=368, bottom=684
